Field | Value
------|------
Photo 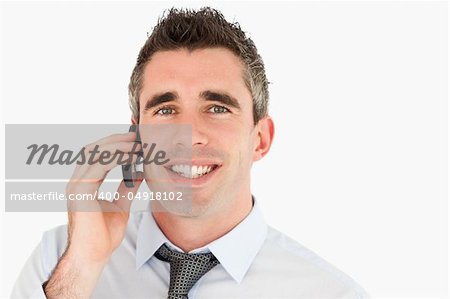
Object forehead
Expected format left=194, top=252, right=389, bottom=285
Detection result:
left=140, top=48, right=250, bottom=98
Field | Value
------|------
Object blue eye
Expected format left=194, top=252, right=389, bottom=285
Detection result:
left=208, top=105, right=230, bottom=114
left=156, top=107, right=175, bottom=115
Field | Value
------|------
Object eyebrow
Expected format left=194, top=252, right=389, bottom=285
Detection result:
left=144, top=92, right=179, bottom=111
left=143, top=90, right=241, bottom=111
left=199, top=90, right=241, bottom=110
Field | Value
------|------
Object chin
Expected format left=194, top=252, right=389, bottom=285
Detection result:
left=152, top=193, right=215, bottom=218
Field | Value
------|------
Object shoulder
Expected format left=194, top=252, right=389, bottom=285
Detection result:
left=39, top=212, right=144, bottom=271
left=251, top=226, right=369, bottom=299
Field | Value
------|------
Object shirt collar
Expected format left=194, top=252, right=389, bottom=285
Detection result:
left=135, top=198, right=268, bottom=284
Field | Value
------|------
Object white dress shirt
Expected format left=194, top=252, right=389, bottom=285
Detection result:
left=11, top=200, right=369, bottom=298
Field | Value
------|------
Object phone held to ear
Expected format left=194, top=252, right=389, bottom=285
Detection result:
left=122, top=124, right=144, bottom=188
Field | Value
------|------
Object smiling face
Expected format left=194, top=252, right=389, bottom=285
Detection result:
left=136, top=47, right=272, bottom=217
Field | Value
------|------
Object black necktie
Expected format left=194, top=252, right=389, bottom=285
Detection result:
left=154, top=244, right=220, bottom=299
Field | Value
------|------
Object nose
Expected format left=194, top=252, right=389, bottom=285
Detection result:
left=172, top=113, right=208, bottom=148
left=191, top=122, right=208, bottom=147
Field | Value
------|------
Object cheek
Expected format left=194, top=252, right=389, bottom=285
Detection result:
left=208, top=121, right=239, bottom=141
left=215, top=122, right=247, bottom=140
left=213, top=125, right=255, bottom=164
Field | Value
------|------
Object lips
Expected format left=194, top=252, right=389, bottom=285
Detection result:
left=163, top=160, right=222, bottom=186
left=169, top=164, right=219, bottom=179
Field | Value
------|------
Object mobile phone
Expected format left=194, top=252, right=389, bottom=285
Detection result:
left=122, top=124, right=143, bottom=187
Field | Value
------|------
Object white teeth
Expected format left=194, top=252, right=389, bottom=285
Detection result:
left=170, top=164, right=215, bottom=178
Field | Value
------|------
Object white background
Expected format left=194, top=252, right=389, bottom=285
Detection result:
left=0, top=1, right=448, bottom=298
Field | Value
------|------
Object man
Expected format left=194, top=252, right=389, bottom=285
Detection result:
left=12, top=7, right=368, bottom=298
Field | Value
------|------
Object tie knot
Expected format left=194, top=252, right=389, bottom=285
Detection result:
left=154, top=244, right=220, bottom=299
left=155, top=243, right=217, bottom=264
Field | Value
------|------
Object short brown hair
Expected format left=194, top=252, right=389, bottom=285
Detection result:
left=128, top=7, right=269, bottom=125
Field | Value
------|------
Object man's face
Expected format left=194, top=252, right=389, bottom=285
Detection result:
left=138, top=48, right=261, bottom=216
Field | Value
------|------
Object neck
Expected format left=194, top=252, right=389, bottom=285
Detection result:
left=152, top=192, right=253, bottom=252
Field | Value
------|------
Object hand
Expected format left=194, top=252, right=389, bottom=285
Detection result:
left=44, top=131, right=143, bottom=298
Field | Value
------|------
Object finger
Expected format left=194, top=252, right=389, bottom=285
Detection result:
left=72, top=142, right=142, bottom=181
left=71, top=132, right=138, bottom=180
left=88, top=132, right=137, bottom=147
left=76, top=153, right=140, bottom=187
left=67, top=152, right=140, bottom=214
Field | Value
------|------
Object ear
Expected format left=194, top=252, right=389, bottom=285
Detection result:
left=253, top=115, right=275, bottom=162
left=131, top=117, right=137, bottom=125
